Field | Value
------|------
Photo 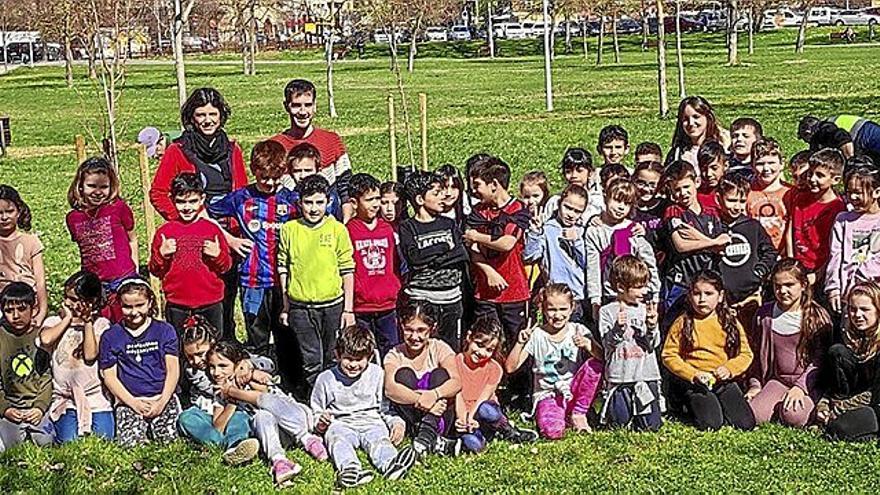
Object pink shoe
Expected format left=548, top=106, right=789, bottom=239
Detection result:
left=303, top=434, right=329, bottom=461
left=272, top=458, right=302, bottom=486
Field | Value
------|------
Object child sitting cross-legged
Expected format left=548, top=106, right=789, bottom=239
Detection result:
left=311, top=325, right=417, bottom=488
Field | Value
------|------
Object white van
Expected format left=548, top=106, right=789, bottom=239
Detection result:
left=807, top=6, right=841, bottom=26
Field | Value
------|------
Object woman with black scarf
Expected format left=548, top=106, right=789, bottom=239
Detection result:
left=149, top=87, right=249, bottom=342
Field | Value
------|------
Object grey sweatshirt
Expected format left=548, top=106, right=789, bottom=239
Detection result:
left=584, top=220, right=660, bottom=305
left=598, top=301, right=662, bottom=385
left=310, top=363, right=403, bottom=430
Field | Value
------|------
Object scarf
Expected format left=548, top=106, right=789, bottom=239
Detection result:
left=176, top=129, right=233, bottom=198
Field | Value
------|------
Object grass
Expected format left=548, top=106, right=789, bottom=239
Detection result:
left=1, top=30, right=880, bottom=492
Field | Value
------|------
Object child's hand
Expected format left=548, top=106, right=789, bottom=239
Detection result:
left=415, top=391, right=438, bottom=412
left=279, top=311, right=289, bottom=327
left=159, top=234, right=177, bottom=257
left=468, top=418, right=480, bottom=431
left=454, top=418, right=469, bottom=433
left=631, top=222, right=646, bottom=237
left=340, top=310, right=355, bottom=329
left=744, top=386, right=760, bottom=401
left=807, top=272, right=817, bottom=286
left=463, top=229, right=479, bottom=244
left=815, top=398, right=832, bottom=425
left=517, top=326, right=534, bottom=344
left=21, top=408, right=43, bottom=425
left=389, top=422, right=405, bottom=445
left=144, top=399, right=166, bottom=419
left=235, top=360, right=255, bottom=387
left=3, top=408, right=23, bottom=423
left=217, top=379, right=236, bottom=400
left=316, top=412, right=332, bottom=434
left=486, top=269, right=509, bottom=292
left=562, top=227, right=579, bottom=241
left=428, top=399, right=447, bottom=416
left=129, top=398, right=153, bottom=417
left=646, top=302, right=659, bottom=328
left=59, top=302, right=73, bottom=322
left=782, top=386, right=807, bottom=412
left=829, top=292, right=841, bottom=313
left=588, top=215, right=602, bottom=227
left=573, top=333, right=591, bottom=351
left=713, top=366, right=732, bottom=381
left=228, top=236, right=254, bottom=258
left=202, top=236, right=222, bottom=258
left=694, top=372, right=716, bottom=389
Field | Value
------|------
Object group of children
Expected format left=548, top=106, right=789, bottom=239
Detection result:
left=3, top=91, right=880, bottom=487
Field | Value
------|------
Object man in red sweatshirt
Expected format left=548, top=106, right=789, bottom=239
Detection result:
left=149, top=173, right=232, bottom=335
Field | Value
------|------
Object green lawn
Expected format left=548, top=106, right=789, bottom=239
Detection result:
left=1, top=31, right=880, bottom=492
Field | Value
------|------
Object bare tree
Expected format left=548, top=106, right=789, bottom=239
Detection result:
left=795, top=0, right=814, bottom=54
left=597, top=14, right=605, bottom=64
left=611, top=4, right=620, bottom=63
left=655, top=0, right=669, bottom=117
left=674, top=0, right=685, bottom=98
left=727, top=0, right=738, bottom=64
left=172, top=0, right=196, bottom=107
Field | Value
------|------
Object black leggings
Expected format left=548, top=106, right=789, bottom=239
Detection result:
left=669, top=376, right=756, bottom=431
left=391, top=367, right=453, bottom=447
left=827, top=407, right=880, bottom=442
left=824, top=343, right=880, bottom=441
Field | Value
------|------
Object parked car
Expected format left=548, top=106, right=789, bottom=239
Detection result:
left=503, top=23, right=529, bottom=39
left=425, top=26, right=449, bottom=42
left=555, top=21, right=583, bottom=37
left=373, top=28, right=405, bottom=44
left=761, top=8, right=804, bottom=29
left=832, top=8, right=880, bottom=26
left=698, top=9, right=727, bottom=31
left=646, top=15, right=708, bottom=34
left=450, top=25, right=472, bottom=41
left=529, top=22, right=551, bottom=38
left=617, top=18, right=642, bottom=34
left=807, top=6, right=842, bottom=26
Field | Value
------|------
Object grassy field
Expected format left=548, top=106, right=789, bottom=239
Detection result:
left=1, top=30, right=880, bottom=492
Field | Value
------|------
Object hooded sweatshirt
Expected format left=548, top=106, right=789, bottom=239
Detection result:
left=719, top=215, right=778, bottom=304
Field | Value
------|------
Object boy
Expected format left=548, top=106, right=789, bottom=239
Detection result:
left=597, top=125, right=630, bottom=169
left=208, top=140, right=298, bottom=358
left=398, top=171, right=469, bottom=350
left=283, top=143, right=342, bottom=220
left=728, top=118, right=764, bottom=180
left=716, top=175, right=777, bottom=332
left=0, top=282, right=52, bottom=452
left=346, top=173, right=401, bottom=357
left=585, top=178, right=660, bottom=323
left=660, top=161, right=729, bottom=319
left=789, top=150, right=812, bottom=191
left=696, top=141, right=727, bottom=214
left=465, top=156, right=531, bottom=344
left=787, top=149, right=846, bottom=283
left=747, top=138, right=792, bottom=252
left=543, top=147, right=603, bottom=226
left=278, top=174, right=355, bottom=393
left=634, top=142, right=663, bottom=164
left=311, top=325, right=416, bottom=488
left=150, top=173, right=232, bottom=335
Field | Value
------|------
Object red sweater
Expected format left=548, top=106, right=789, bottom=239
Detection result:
left=347, top=218, right=401, bottom=312
left=149, top=218, right=232, bottom=307
left=149, top=142, right=248, bottom=222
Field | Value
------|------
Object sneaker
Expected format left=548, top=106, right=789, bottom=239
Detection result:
left=434, top=436, right=463, bottom=457
left=302, top=434, right=329, bottom=461
left=411, top=438, right=431, bottom=459
left=384, top=446, right=417, bottom=480
left=499, top=426, right=539, bottom=444
left=272, top=458, right=302, bottom=487
left=337, top=466, right=374, bottom=488
left=222, top=438, right=260, bottom=466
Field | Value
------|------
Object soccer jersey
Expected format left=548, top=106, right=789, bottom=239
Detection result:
left=790, top=191, right=846, bottom=272
left=467, top=199, right=530, bottom=304
left=209, top=185, right=299, bottom=289
left=662, top=205, right=723, bottom=290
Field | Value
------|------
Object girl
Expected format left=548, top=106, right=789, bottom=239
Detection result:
left=383, top=299, right=462, bottom=457
left=631, top=160, right=668, bottom=244
left=825, top=164, right=880, bottom=313
left=667, top=96, right=730, bottom=169
left=213, top=342, right=327, bottom=486
left=505, top=283, right=603, bottom=439
left=453, top=316, right=537, bottom=453
left=98, top=279, right=181, bottom=446
left=661, top=271, right=755, bottom=431
left=0, top=185, right=47, bottom=324
left=745, top=259, right=830, bottom=427
left=380, top=181, right=406, bottom=229
left=437, top=164, right=469, bottom=228
left=822, top=282, right=880, bottom=441
left=66, top=157, right=137, bottom=323
left=39, top=271, right=114, bottom=443
left=519, top=171, right=550, bottom=229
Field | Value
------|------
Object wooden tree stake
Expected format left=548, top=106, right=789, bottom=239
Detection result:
left=388, top=94, right=398, bottom=181
left=75, top=135, right=86, bottom=163
left=137, top=144, right=164, bottom=313
left=419, top=93, right=428, bottom=171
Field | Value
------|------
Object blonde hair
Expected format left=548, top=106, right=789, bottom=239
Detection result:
left=846, top=282, right=880, bottom=360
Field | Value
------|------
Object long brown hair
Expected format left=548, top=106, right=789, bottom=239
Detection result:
left=67, top=157, right=121, bottom=210
left=671, top=96, right=723, bottom=152
left=680, top=271, right=740, bottom=358
left=772, top=259, right=831, bottom=367
left=845, top=282, right=880, bottom=361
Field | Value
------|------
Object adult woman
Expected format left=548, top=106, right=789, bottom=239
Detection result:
left=149, top=88, right=248, bottom=341
left=667, top=96, right=731, bottom=169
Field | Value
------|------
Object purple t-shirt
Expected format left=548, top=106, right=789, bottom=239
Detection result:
left=66, top=198, right=137, bottom=282
left=99, top=319, right=178, bottom=397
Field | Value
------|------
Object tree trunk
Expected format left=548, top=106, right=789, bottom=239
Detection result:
left=388, top=26, right=396, bottom=71
left=656, top=0, right=669, bottom=117
left=642, top=0, right=650, bottom=50
left=675, top=0, right=686, bottom=98
left=87, top=32, right=97, bottom=79
left=487, top=0, right=495, bottom=58
left=542, top=0, right=553, bottom=111
left=795, top=2, right=811, bottom=53
left=748, top=6, right=754, bottom=54
left=63, top=30, right=74, bottom=88
left=407, top=16, right=421, bottom=73
left=582, top=19, right=589, bottom=61
left=172, top=0, right=192, bottom=107
left=612, top=10, right=621, bottom=63
left=728, top=0, right=738, bottom=64
left=550, top=10, right=556, bottom=61
left=248, top=5, right=257, bottom=75
left=597, top=15, right=605, bottom=65
left=565, top=12, right=572, bottom=53
left=326, top=32, right=337, bottom=118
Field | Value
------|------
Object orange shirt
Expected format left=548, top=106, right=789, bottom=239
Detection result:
left=454, top=353, right=502, bottom=417
left=747, top=184, right=792, bottom=252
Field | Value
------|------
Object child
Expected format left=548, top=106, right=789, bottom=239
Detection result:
left=149, top=173, right=232, bottom=335
left=634, top=141, right=663, bottom=164
left=632, top=160, right=668, bottom=235
left=311, top=325, right=416, bottom=488
left=519, top=171, right=550, bottom=229
left=728, top=117, right=764, bottom=179
left=543, top=148, right=603, bottom=224
left=585, top=178, right=660, bottom=322
left=398, top=171, right=469, bottom=351
left=525, top=184, right=588, bottom=322
left=716, top=175, right=777, bottom=331
left=505, top=284, right=603, bottom=438
left=66, top=157, right=137, bottom=322
left=745, top=259, right=830, bottom=427
left=99, top=279, right=181, bottom=446
left=346, top=173, right=401, bottom=357
left=0, top=185, right=47, bottom=324
left=283, top=143, right=343, bottom=220
left=383, top=300, right=462, bottom=457
left=0, top=282, right=52, bottom=451
left=465, top=156, right=531, bottom=344
left=208, top=140, right=298, bottom=357
left=379, top=181, right=406, bottom=228
left=661, top=271, right=755, bottom=431
left=177, top=317, right=262, bottom=466
left=437, top=163, right=469, bottom=228
left=212, top=341, right=327, bottom=486
left=599, top=164, right=630, bottom=191
left=597, top=125, right=630, bottom=169
left=278, top=174, right=355, bottom=391
left=453, top=316, right=537, bottom=453
left=748, top=138, right=792, bottom=252
left=696, top=141, right=727, bottom=213
left=39, top=271, right=114, bottom=443
left=660, top=161, right=728, bottom=319
left=826, top=164, right=880, bottom=313
left=787, top=149, right=846, bottom=283
left=789, top=150, right=812, bottom=191
left=822, top=282, right=880, bottom=441
left=598, top=256, right=663, bottom=431
left=667, top=96, right=730, bottom=169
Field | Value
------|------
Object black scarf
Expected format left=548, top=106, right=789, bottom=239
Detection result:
left=176, top=129, right=233, bottom=199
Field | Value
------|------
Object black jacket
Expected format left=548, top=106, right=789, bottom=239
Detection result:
left=719, top=216, right=778, bottom=303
